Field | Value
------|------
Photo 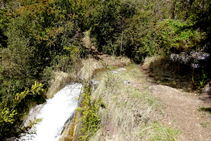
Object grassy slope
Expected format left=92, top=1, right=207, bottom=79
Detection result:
left=90, top=65, right=180, bottom=140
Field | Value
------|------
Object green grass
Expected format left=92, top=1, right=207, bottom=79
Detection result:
left=140, top=121, right=180, bottom=141
left=200, top=122, right=210, bottom=128
left=198, top=106, right=211, bottom=114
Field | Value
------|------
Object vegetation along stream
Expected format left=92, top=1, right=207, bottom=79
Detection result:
left=1, top=0, right=211, bottom=140
left=19, top=65, right=135, bottom=141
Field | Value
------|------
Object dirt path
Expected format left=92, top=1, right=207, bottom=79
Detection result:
left=139, top=65, right=211, bottom=141
left=82, top=31, right=211, bottom=141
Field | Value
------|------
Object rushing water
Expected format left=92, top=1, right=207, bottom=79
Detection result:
left=19, top=65, right=136, bottom=141
left=20, top=83, right=82, bottom=141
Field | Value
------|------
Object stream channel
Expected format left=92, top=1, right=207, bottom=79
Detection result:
left=19, top=64, right=137, bottom=141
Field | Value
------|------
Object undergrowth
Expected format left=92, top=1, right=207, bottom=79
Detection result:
left=77, top=83, right=105, bottom=141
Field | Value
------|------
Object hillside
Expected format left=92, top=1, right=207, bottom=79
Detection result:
left=0, top=0, right=211, bottom=140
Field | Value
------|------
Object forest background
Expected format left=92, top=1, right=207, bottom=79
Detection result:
left=0, top=0, right=210, bottom=140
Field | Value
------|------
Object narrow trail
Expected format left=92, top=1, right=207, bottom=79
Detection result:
left=82, top=31, right=211, bottom=141
left=149, top=85, right=211, bottom=141
left=139, top=65, right=211, bottom=141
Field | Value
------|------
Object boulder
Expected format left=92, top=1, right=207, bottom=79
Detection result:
left=170, top=42, right=211, bottom=69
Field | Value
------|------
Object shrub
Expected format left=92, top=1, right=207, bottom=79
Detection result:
left=77, top=83, right=105, bottom=140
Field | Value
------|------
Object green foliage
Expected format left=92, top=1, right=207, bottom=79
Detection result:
left=0, top=81, right=44, bottom=139
left=0, top=108, right=17, bottom=124
left=0, top=0, right=14, bottom=49
left=196, top=70, right=209, bottom=90
left=88, top=0, right=136, bottom=54
left=155, top=19, right=198, bottom=53
left=87, top=0, right=199, bottom=62
left=77, top=83, right=105, bottom=140
left=86, top=0, right=208, bottom=63
left=187, top=0, right=211, bottom=36
left=0, top=0, right=93, bottom=139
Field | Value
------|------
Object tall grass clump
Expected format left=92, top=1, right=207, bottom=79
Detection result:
left=140, top=121, right=180, bottom=141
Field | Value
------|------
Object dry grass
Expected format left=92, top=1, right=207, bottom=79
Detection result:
left=89, top=66, right=174, bottom=141
left=143, top=56, right=163, bottom=67
left=140, top=121, right=180, bottom=141
left=46, top=71, right=72, bottom=99
left=77, top=56, right=130, bottom=81
left=77, top=58, right=105, bottom=81
left=46, top=57, right=103, bottom=98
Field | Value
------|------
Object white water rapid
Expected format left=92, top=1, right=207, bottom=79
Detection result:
left=20, top=83, right=82, bottom=141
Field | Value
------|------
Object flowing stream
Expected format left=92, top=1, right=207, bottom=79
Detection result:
left=20, top=83, right=82, bottom=141
left=20, top=65, right=135, bottom=141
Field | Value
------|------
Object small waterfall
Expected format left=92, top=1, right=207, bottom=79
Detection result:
left=18, top=66, right=131, bottom=141
left=20, top=83, right=82, bottom=141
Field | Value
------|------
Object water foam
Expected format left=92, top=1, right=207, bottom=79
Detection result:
left=20, top=83, right=82, bottom=141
